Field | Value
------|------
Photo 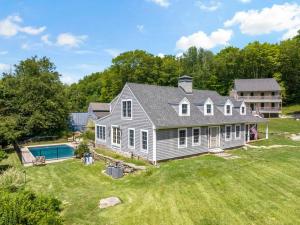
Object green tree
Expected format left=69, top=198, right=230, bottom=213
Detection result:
left=0, top=56, right=69, bottom=145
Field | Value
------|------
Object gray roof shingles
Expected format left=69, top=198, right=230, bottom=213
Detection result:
left=89, top=102, right=110, bottom=111
left=127, top=83, right=265, bottom=129
left=234, top=78, right=281, bottom=92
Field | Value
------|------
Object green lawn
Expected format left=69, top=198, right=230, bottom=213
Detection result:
left=282, top=104, right=300, bottom=115
left=2, top=114, right=300, bottom=225
left=19, top=147, right=300, bottom=225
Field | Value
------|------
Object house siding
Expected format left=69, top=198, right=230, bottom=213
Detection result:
left=95, top=85, right=154, bottom=161
left=156, top=124, right=245, bottom=161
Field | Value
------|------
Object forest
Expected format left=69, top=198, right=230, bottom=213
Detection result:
left=0, top=32, right=300, bottom=145
left=68, top=31, right=300, bottom=112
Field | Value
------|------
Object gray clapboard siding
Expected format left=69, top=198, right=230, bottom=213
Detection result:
left=156, top=124, right=245, bottom=161
left=96, top=85, right=154, bottom=161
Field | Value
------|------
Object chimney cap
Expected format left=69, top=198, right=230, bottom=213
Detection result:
left=179, top=75, right=192, bottom=81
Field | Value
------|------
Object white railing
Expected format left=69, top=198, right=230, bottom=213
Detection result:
left=237, top=95, right=281, bottom=100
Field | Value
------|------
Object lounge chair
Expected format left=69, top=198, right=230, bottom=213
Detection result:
left=33, top=156, right=46, bottom=166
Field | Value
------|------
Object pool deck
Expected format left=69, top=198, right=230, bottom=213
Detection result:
left=21, top=142, right=77, bottom=167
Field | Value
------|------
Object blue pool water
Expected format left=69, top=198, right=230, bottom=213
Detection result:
left=29, top=144, right=74, bottom=160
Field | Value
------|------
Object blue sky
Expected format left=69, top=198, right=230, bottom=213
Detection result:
left=0, top=0, right=300, bottom=83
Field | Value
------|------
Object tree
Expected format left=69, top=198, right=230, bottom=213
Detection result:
left=0, top=56, right=69, bottom=145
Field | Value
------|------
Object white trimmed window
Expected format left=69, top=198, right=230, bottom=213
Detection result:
left=121, top=99, right=132, bottom=119
left=111, top=126, right=121, bottom=147
left=204, top=98, right=214, bottom=116
left=192, top=128, right=201, bottom=146
left=225, top=125, right=232, bottom=141
left=128, top=128, right=135, bottom=149
left=240, top=102, right=246, bottom=115
left=179, top=98, right=190, bottom=116
left=235, top=124, right=241, bottom=139
left=141, top=130, right=148, bottom=152
left=96, top=125, right=106, bottom=141
left=224, top=99, right=233, bottom=116
left=178, top=128, right=187, bottom=148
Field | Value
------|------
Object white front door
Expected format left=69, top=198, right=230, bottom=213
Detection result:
left=209, top=127, right=220, bottom=148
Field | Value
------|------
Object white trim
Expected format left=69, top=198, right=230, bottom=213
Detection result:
left=179, top=97, right=190, bottom=116
left=192, top=127, right=201, bottom=146
left=153, top=127, right=157, bottom=164
left=235, top=124, right=241, bottom=140
left=121, top=99, right=133, bottom=120
left=225, top=125, right=232, bottom=141
left=140, top=129, right=149, bottom=153
left=111, top=125, right=121, bottom=148
left=128, top=128, right=135, bottom=149
left=96, top=125, right=106, bottom=142
left=204, top=98, right=214, bottom=116
left=178, top=128, right=187, bottom=148
left=240, top=101, right=247, bottom=115
left=224, top=99, right=233, bottom=116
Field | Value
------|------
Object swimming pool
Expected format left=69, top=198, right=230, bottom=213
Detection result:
left=28, top=144, right=75, bottom=160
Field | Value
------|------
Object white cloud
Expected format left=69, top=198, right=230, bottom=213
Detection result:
left=239, top=0, right=251, bottom=3
left=158, top=53, right=165, bottom=58
left=137, top=25, right=144, bottom=32
left=0, top=51, right=8, bottom=55
left=0, top=63, right=10, bottom=73
left=195, top=1, right=221, bottom=12
left=0, top=15, right=45, bottom=37
left=149, top=0, right=170, bottom=8
left=41, top=34, right=53, bottom=45
left=105, top=48, right=122, bottom=57
left=176, top=28, right=233, bottom=51
left=224, top=3, right=300, bottom=39
left=56, top=33, right=87, bottom=48
left=21, top=43, right=30, bottom=50
left=176, top=52, right=184, bottom=58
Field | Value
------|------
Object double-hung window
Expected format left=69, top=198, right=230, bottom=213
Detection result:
left=141, top=130, right=148, bottom=152
left=206, top=104, right=212, bottom=114
left=182, top=104, right=188, bottom=115
left=122, top=100, right=132, bottom=119
left=235, top=125, right=241, bottom=139
left=112, top=126, right=121, bottom=147
left=226, top=105, right=231, bottom=114
left=225, top=125, right=232, bottom=141
left=97, top=125, right=106, bottom=141
left=192, top=128, right=201, bottom=146
left=128, top=129, right=135, bottom=149
left=178, top=128, right=187, bottom=148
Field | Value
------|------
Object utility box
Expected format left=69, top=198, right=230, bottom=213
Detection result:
left=111, top=166, right=123, bottom=179
left=106, top=165, right=113, bottom=176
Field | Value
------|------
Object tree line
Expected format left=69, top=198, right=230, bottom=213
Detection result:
left=69, top=32, right=300, bottom=112
left=0, top=32, right=299, bottom=145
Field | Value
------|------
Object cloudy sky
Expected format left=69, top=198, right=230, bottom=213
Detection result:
left=0, top=0, right=300, bottom=83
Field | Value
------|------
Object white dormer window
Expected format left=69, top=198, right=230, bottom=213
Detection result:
left=240, top=102, right=246, bottom=115
left=204, top=98, right=214, bottom=116
left=224, top=99, right=233, bottom=116
left=179, top=98, right=190, bottom=116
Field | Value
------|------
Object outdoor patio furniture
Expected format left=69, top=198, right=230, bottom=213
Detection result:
left=32, top=156, right=46, bottom=166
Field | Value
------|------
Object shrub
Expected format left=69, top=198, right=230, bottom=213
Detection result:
left=0, top=189, right=62, bottom=225
left=82, top=130, right=95, bottom=141
left=0, top=168, right=25, bottom=191
left=74, top=142, right=90, bottom=158
left=0, top=149, right=7, bottom=162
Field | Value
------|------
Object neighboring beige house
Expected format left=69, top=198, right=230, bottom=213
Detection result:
left=230, top=78, right=282, bottom=118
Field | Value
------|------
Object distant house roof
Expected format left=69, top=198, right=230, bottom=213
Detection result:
left=89, top=102, right=110, bottom=111
left=70, top=113, right=88, bottom=130
left=126, top=83, right=265, bottom=129
left=234, top=78, right=281, bottom=92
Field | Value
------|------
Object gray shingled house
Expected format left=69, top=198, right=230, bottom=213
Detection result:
left=230, top=78, right=282, bottom=118
left=95, top=76, right=267, bottom=164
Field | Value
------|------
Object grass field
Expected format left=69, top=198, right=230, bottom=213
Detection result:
left=1, top=115, right=300, bottom=225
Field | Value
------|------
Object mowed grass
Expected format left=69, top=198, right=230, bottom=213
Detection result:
left=17, top=145, right=299, bottom=225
